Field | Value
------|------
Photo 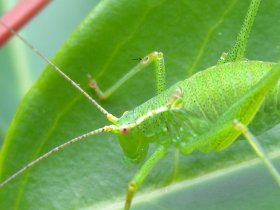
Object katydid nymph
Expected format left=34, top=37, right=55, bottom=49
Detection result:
left=1, top=0, right=280, bottom=209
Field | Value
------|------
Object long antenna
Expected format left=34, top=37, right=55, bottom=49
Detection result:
left=0, top=124, right=118, bottom=188
left=0, top=19, right=118, bottom=123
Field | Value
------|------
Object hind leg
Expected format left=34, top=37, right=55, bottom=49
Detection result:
left=233, top=119, right=280, bottom=186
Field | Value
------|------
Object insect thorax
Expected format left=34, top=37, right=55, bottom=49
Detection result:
left=116, top=85, right=197, bottom=162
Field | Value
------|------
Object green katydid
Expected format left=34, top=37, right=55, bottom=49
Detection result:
left=0, top=0, right=280, bottom=209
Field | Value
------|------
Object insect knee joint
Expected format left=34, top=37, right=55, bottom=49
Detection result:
left=232, top=119, right=247, bottom=132
left=128, top=181, right=138, bottom=192
left=142, top=51, right=163, bottom=65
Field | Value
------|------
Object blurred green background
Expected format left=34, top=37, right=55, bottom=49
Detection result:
left=0, top=0, right=101, bottom=144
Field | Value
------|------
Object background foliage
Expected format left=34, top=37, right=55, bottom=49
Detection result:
left=0, top=0, right=280, bottom=209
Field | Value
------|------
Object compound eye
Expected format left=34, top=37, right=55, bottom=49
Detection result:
left=120, top=126, right=130, bottom=135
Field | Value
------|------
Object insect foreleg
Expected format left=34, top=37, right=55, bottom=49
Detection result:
left=233, top=120, right=280, bottom=186
left=88, top=51, right=166, bottom=100
left=125, top=144, right=168, bottom=210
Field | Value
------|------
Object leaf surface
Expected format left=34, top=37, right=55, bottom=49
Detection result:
left=1, top=0, right=280, bottom=209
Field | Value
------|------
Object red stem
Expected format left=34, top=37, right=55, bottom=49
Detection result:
left=0, top=0, right=51, bottom=47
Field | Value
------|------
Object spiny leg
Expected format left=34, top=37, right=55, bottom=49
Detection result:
left=125, top=144, right=168, bottom=210
left=233, top=120, right=280, bottom=186
left=218, top=0, right=261, bottom=64
left=88, top=51, right=166, bottom=100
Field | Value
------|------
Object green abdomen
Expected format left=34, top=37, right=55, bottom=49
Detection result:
left=130, top=61, right=279, bottom=150
left=179, top=61, right=280, bottom=137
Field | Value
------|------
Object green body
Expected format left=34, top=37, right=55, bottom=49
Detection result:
left=118, top=61, right=279, bottom=162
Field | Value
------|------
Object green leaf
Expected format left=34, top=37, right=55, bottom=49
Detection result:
left=1, top=0, right=280, bottom=209
left=0, top=0, right=100, bottom=144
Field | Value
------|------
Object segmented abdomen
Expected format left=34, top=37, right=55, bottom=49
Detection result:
left=180, top=61, right=280, bottom=137
left=128, top=61, right=279, bottom=150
